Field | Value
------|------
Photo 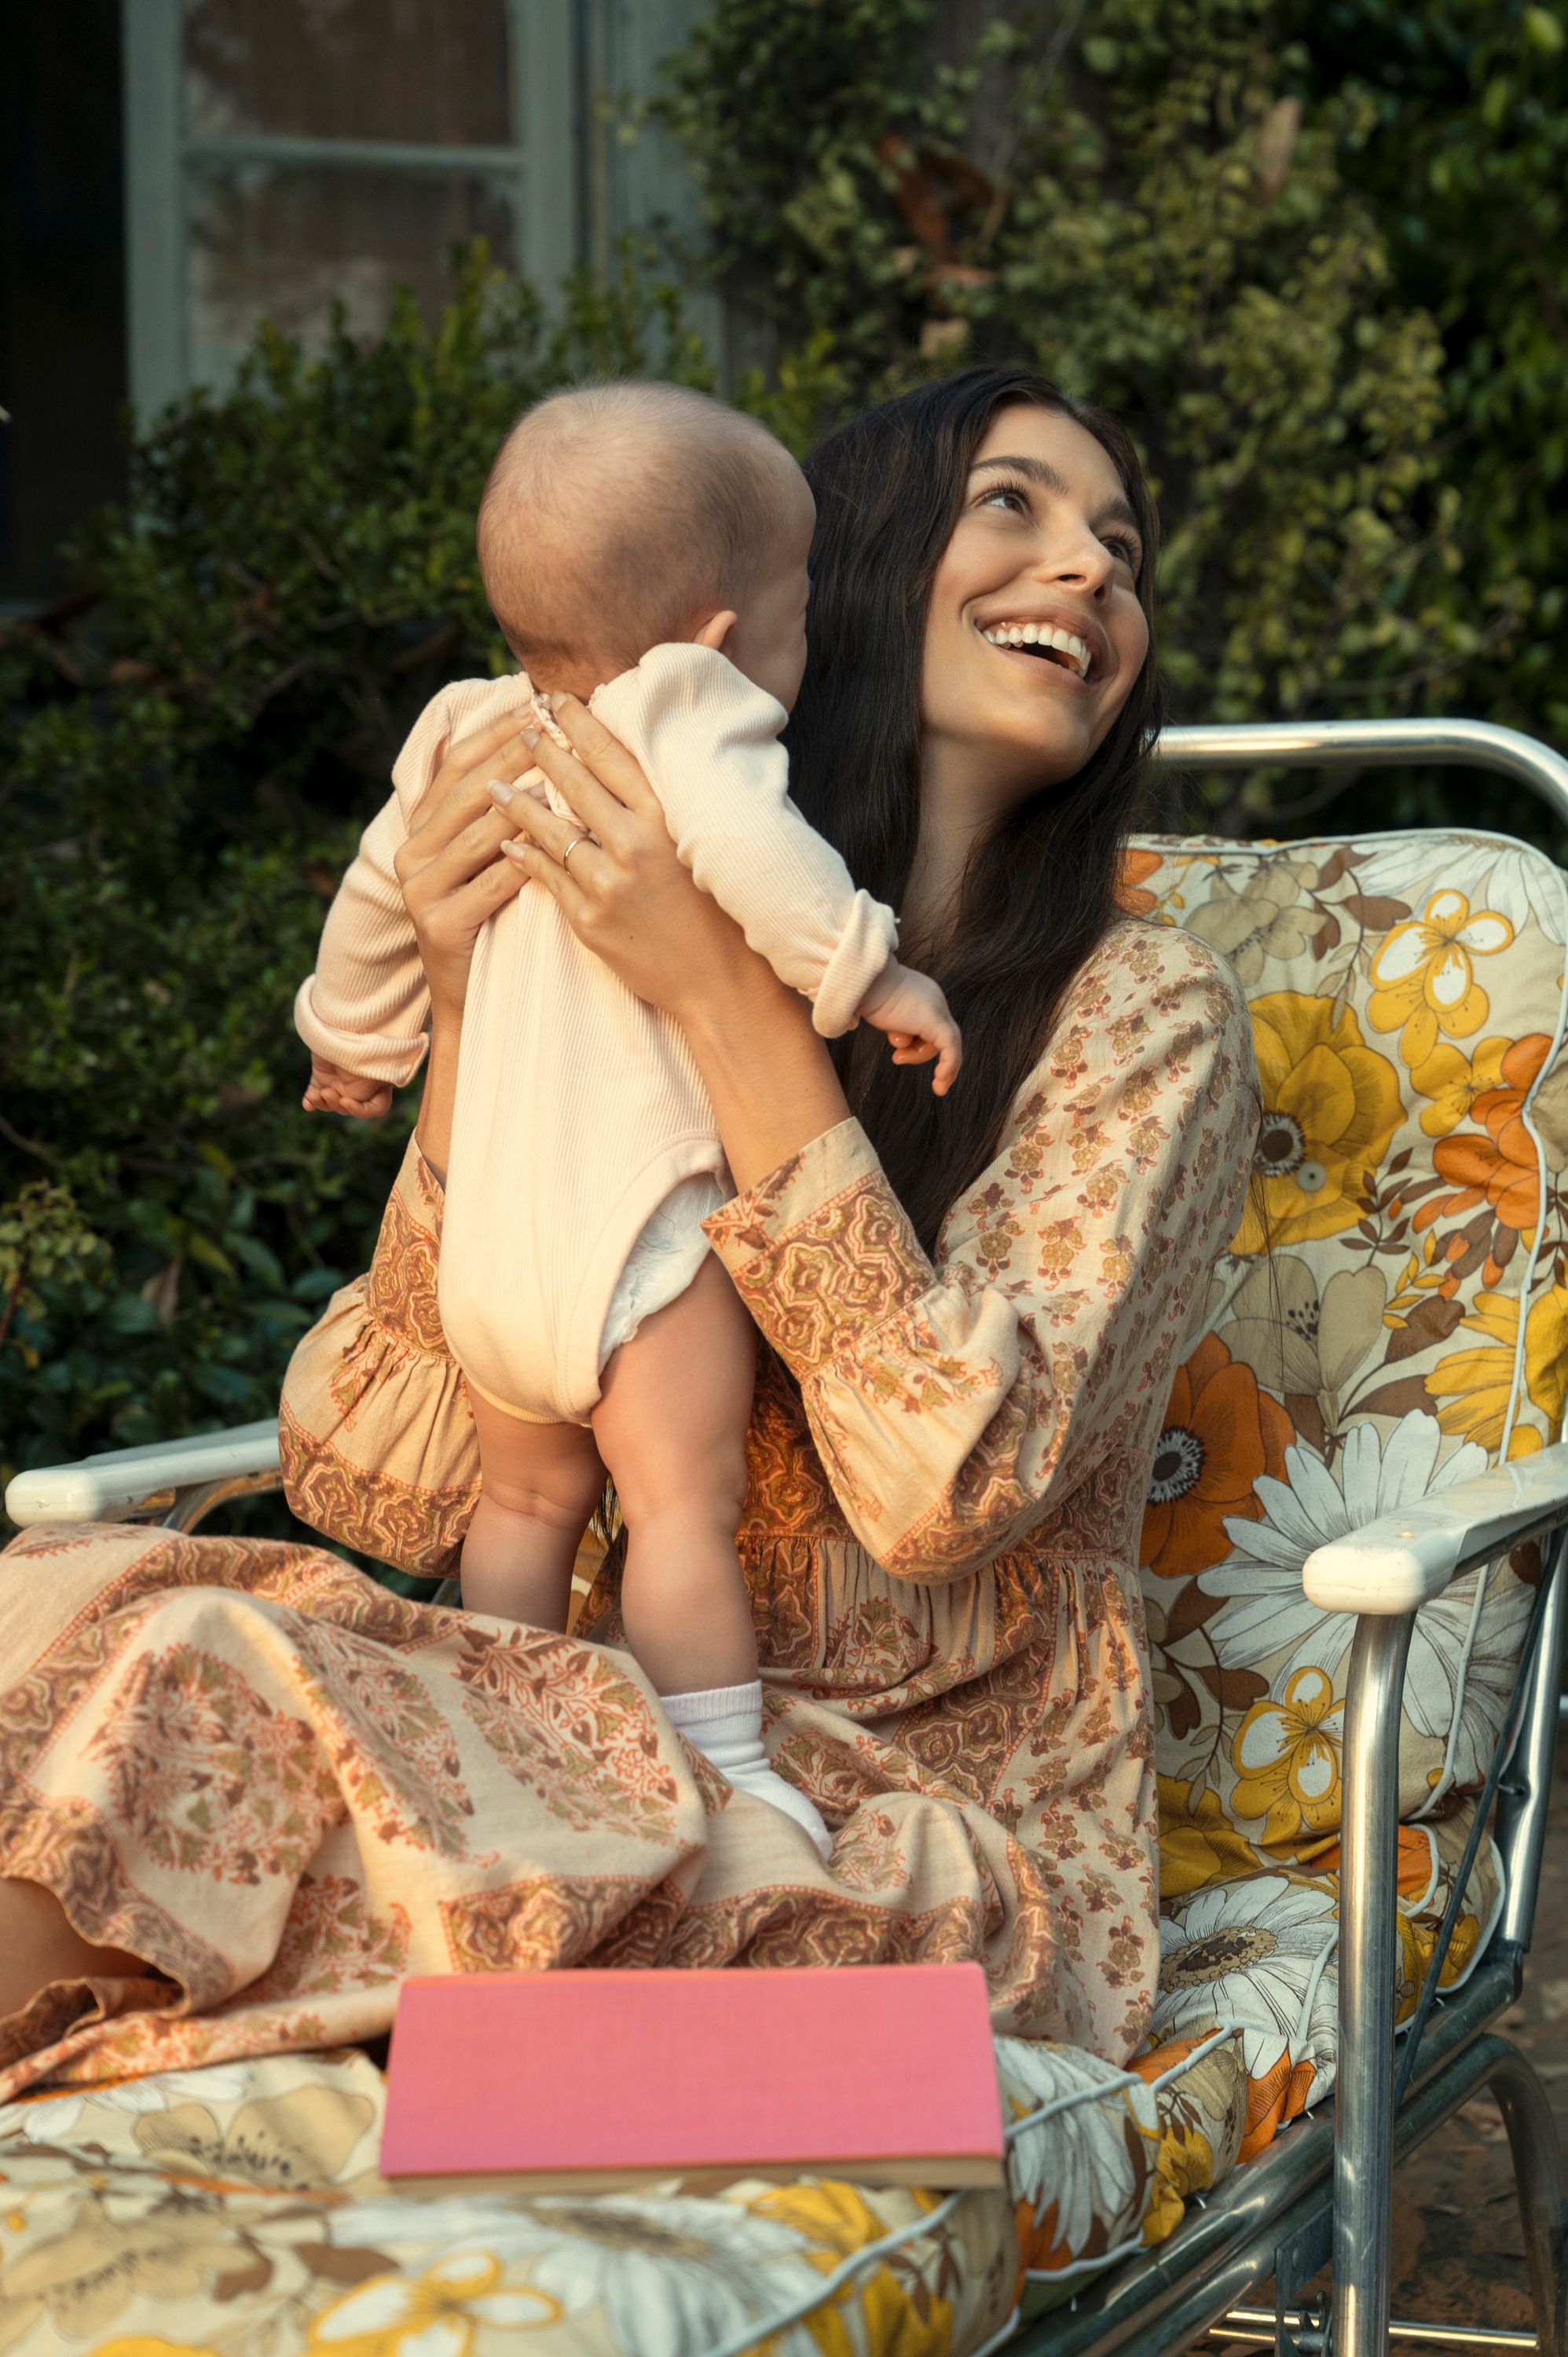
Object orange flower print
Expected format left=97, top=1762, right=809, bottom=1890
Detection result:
left=1417, top=1034, right=1552, bottom=1241
left=1368, top=889, right=1512, bottom=1065
left=1119, top=846, right=1162, bottom=917
left=1141, top=1333, right=1294, bottom=1579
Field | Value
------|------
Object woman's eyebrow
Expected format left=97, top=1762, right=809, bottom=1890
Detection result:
left=971, top=453, right=1142, bottom=539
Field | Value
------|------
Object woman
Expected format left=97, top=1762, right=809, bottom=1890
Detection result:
left=0, top=368, right=1258, bottom=2094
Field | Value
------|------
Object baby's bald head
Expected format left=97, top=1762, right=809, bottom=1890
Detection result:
left=478, top=381, right=811, bottom=694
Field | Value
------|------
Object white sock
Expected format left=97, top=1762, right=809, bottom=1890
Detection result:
left=663, top=1681, right=832, bottom=1862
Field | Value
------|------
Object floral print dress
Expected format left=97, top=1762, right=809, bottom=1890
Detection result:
left=0, top=922, right=1257, bottom=2100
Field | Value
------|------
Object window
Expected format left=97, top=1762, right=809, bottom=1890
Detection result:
left=123, top=0, right=594, bottom=413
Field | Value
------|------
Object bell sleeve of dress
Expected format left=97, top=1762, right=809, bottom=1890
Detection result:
left=592, top=646, right=899, bottom=1038
left=704, top=926, right=1261, bottom=1581
left=293, top=792, right=432, bottom=1087
left=279, top=1133, right=478, bottom=1578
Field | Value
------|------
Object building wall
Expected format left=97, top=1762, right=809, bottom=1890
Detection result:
left=0, top=0, right=127, bottom=601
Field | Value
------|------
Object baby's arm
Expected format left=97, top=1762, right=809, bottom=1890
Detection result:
left=302, top=1054, right=393, bottom=1119
left=858, top=960, right=963, bottom=1096
left=295, top=792, right=431, bottom=1094
left=595, top=649, right=962, bottom=1086
left=595, top=647, right=900, bottom=1039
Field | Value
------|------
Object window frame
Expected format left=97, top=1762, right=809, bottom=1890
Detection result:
left=119, top=0, right=581, bottom=416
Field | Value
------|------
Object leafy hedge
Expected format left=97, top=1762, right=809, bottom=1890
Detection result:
left=3, top=0, right=1566, bottom=1494
left=658, top=0, right=1567, bottom=803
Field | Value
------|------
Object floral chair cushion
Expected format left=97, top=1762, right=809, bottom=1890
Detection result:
left=0, top=2034, right=1250, bottom=2355
left=1130, top=827, right=1567, bottom=2150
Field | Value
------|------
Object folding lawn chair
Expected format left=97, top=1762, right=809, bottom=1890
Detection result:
left=10, top=717, right=1568, bottom=2357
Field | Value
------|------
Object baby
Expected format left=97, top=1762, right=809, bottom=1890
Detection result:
left=298, top=383, right=960, bottom=1857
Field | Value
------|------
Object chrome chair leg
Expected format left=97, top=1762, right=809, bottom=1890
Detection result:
left=1486, top=2046, right=1567, bottom=2357
left=1334, top=1611, right=1416, bottom=2357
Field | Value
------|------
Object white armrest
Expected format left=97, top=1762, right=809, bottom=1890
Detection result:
left=5, top=1417, right=281, bottom=1529
left=1302, top=1439, right=1568, bottom=1615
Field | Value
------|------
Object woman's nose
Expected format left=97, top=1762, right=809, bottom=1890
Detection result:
left=1031, top=526, right=1115, bottom=597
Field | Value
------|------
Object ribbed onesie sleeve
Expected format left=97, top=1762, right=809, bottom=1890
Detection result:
left=294, top=676, right=529, bottom=1086
left=593, top=645, right=899, bottom=1038
left=293, top=793, right=430, bottom=1085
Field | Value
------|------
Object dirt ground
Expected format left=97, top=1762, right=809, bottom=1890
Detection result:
left=1197, top=1728, right=1568, bottom=2346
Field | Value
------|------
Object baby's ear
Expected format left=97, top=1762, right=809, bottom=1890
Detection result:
left=692, top=609, right=738, bottom=654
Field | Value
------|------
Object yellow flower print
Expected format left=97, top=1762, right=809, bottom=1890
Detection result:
left=306, top=2251, right=559, bottom=2356
left=746, top=2180, right=954, bottom=2357
left=1368, top=891, right=1513, bottom=1066
left=1232, top=992, right=1404, bottom=1254
left=90, top=2343, right=222, bottom=2357
left=1398, top=1905, right=1480, bottom=2007
left=1409, top=1036, right=1513, bottom=1138
left=1426, top=1290, right=1545, bottom=1457
left=1230, top=1665, right=1343, bottom=1845
left=748, top=2176, right=892, bottom=2259
left=1526, top=1279, right=1568, bottom=1433
left=1141, top=2120, right=1216, bottom=2248
left=1156, top=1776, right=1262, bottom=1901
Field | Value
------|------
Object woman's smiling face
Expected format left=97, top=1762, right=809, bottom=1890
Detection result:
left=920, top=401, right=1151, bottom=799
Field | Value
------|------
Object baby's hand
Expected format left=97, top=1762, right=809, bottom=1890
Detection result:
left=859, top=962, right=962, bottom=1096
left=302, top=1054, right=393, bottom=1120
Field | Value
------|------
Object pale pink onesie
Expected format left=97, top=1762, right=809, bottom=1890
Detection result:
left=296, top=644, right=899, bottom=1424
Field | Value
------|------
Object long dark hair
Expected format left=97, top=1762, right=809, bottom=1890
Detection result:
left=786, top=365, right=1163, bottom=1251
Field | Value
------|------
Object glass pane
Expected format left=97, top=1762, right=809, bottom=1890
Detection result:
left=184, top=0, right=512, bottom=146
left=185, top=164, right=515, bottom=385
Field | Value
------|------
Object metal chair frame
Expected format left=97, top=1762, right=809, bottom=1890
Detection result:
left=9, top=718, right=1568, bottom=2357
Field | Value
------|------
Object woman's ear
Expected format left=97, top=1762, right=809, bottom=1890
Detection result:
left=693, top=609, right=739, bottom=653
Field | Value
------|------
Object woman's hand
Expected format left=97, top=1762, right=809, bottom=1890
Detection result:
left=493, top=695, right=766, bottom=1025
left=498, top=695, right=849, bottom=1194
left=394, top=706, right=540, bottom=1025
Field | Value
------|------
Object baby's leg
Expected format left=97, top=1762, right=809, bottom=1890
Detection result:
left=462, top=1391, right=606, bottom=1629
left=592, top=1255, right=830, bottom=1859
left=592, top=1251, right=757, bottom=1694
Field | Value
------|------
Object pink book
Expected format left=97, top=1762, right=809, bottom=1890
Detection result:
left=381, top=1963, right=1006, bottom=2194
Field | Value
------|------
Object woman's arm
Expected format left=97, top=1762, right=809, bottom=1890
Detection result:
left=705, top=931, right=1261, bottom=1578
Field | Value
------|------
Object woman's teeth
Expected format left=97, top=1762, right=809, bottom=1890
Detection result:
left=981, top=621, right=1090, bottom=680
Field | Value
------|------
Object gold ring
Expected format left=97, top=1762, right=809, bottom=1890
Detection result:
left=561, top=834, right=589, bottom=874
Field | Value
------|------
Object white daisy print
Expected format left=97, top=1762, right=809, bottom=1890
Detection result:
left=1151, top=1875, right=1339, bottom=2076
left=1199, top=1414, right=1489, bottom=1694
left=0, top=2063, right=255, bottom=2145
left=996, top=2037, right=1153, bottom=2256
left=1351, top=836, right=1567, bottom=948
left=328, top=2190, right=823, bottom=2357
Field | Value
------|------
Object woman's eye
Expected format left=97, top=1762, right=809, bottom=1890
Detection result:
left=1105, top=534, right=1142, bottom=573
left=979, top=483, right=1030, bottom=515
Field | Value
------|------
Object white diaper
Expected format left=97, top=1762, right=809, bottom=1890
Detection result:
left=599, top=1171, right=728, bottom=1365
